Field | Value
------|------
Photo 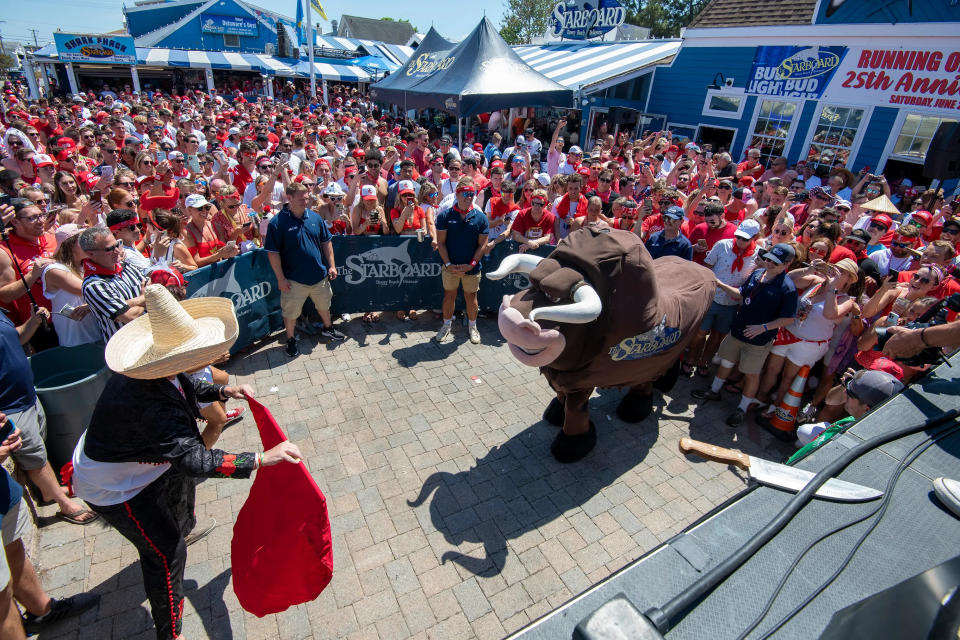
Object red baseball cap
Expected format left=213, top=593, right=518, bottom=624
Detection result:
left=870, top=214, right=893, bottom=229
left=910, top=210, right=932, bottom=225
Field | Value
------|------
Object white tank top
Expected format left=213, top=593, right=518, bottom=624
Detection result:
left=41, top=263, right=102, bottom=347
left=791, top=293, right=845, bottom=341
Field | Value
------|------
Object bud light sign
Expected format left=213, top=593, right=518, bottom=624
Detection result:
left=550, top=0, right=627, bottom=41
left=747, top=46, right=848, bottom=99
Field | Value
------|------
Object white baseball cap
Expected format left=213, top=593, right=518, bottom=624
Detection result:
left=184, top=194, right=212, bottom=209
left=398, top=180, right=416, bottom=195
left=734, top=218, right=761, bottom=239
left=323, top=182, right=345, bottom=197
left=361, top=184, right=378, bottom=201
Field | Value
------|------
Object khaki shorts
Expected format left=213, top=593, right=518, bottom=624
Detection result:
left=717, top=334, right=774, bottom=376
left=280, top=278, right=333, bottom=319
left=7, top=398, right=47, bottom=470
left=441, top=266, right=481, bottom=293
left=0, top=498, right=32, bottom=587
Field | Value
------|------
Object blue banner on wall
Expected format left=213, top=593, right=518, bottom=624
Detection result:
left=549, top=0, right=627, bottom=40
left=746, top=46, right=848, bottom=99
left=815, top=0, right=960, bottom=25
left=54, top=33, right=137, bottom=65
left=183, top=237, right=552, bottom=354
left=200, top=13, right=259, bottom=37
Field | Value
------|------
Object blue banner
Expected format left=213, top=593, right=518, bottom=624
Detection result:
left=184, top=237, right=552, bottom=353
left=54, top=33, right=137, bottom=65
left=746, top=46, right=847, bottom=99
left=201, top=14, right=259, bottom=37
left=549, top=0, right=627, bottom=41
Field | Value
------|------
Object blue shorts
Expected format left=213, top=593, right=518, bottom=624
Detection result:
left=700, top=301, right=738, bottom=334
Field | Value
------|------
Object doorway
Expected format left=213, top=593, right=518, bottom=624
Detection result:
left=697, top=126, right=737, bottom=155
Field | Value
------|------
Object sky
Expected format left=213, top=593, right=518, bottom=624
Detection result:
left=0, top=0, right=507, bottom=47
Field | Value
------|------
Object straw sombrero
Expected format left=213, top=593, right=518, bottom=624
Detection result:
left=861, top=194, right=900, bottom=215
left=105, top=284, right=238, bottom=379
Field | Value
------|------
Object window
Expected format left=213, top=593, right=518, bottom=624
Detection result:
left=702, top=89, right=746, bottom=119
left=223, top=34, right=240, bottom=48
left=805, top=105, right=864, bottom=174
left=892, top=114, right=957, bottom=161
left=749, top=99, right=798, bottom=167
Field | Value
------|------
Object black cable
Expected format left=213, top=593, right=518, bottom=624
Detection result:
left=643, top=407, right=960, bottom=633
left=735, top=419, right=960, bottom=640
left=753, top=419, right=960, bottom=639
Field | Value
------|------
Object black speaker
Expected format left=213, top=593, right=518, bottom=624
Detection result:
left=923, top=121, right=960, bottom=180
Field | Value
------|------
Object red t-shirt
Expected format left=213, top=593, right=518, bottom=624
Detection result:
left=641, top=213, right=664, bottom=239
left=688, top=221, right=736, bottom=265
left=737, top=160, right=764, bottom=181
left=512, top=209, right=556, bottom=240
left=724, top=203, right=746, bottom=223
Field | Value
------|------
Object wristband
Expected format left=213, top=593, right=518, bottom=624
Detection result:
left=762, top=323, right=768, bottom=332
left=470, top=259, right=478, bottom=268
left=921, top=327, right=931, bottom=346
left=255, top=452, right=261, bottom=469
left=444, top=262, right=452, bottom=267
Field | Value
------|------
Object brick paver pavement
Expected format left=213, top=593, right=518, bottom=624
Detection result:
left=33, top=315, right=793, bottom=639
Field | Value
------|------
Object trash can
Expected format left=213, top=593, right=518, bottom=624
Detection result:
left=29, top=343, right=110, bottom=473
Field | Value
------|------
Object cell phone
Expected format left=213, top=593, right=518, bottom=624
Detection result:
left=888, top=268, right=900, bottom=281
left=0, top=417, right=13, bottom=442
left=56, top=303, right=77, bottom=317
left=157, top=151, right=167, bottom=162
left=885, top=312, right=900, bottom=327
left=101, top=164, right=114, bottom=180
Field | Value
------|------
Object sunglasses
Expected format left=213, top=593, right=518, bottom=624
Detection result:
left=140, top=160, right=154, bottom=166
left=93, top=241, right=123, bottom=252
left=718, top=185, right=732, bottom=190
left=531, top=201, right=546, bottom=206
left=366, top=163, right=381, bottom=169
left=773, top=229, right=791, bottom=236
left=891, top=241, right=911, bottom=248
left=942, top=227, right=960, bottom=234
left=224, top=203, right=240, bottom=210
left=198, top=161, right=209, bottom=166
left=17, top=214, right=45, bottom=223
left=599, top=178, right=612, bottom=183
left=868, top=223, right=888, bottom=231
left=458, top=191, right=476, bottom=198
left=844, top=239, right=866, bottom=247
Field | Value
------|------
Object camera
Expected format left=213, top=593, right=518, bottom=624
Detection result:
left=873, top=293, right=960, bottom=366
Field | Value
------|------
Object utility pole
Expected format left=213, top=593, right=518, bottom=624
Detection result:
left=29, top=29, right=40, bottom=47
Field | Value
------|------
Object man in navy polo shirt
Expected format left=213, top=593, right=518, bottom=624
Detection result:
left=265, top=181, right=346, bottom=357
left=434, top=177, right=489, bottom=345
left=692, top=243, right=798, bottom=429
left=645, top=206, right=693, bottom=260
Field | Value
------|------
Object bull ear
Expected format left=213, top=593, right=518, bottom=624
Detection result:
left=486, top=253, right=543, bottom=280
left=529, top=283, right=602, bottom=324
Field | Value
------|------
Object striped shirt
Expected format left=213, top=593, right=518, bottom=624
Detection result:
left=82, top=261, right=143, bottom=342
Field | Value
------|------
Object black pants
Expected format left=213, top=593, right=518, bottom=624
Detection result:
left=91, top=472, right=197, bottom=640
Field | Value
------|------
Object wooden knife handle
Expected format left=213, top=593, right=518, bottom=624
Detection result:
left=679, top=438, right=750, bottom=470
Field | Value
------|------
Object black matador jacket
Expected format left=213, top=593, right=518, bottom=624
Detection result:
left=82, top=373, right=257, bottom=479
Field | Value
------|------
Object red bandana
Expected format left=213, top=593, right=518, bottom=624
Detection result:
left=731, top=239, right=756, bottom=273
left=82, top=259, right=122, bottom=278
left=557, top=193, right=588, bottom=218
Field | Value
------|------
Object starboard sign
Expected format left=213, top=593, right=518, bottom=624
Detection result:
left=747, top=46, right=848, bottom=99
left=550, top=0, right=627, bottom=41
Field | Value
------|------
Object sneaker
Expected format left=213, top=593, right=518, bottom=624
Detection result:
left=691, top=388, right=722, bottom=401
left=185, top=518, right=216, bottom=547
left=319, top=326, right=347, bottom=341
left=468, top=325, right=481, bottom=344
left=797, top=403, right=817, bottom=425
left=223, top=407, right=245, bottom=427
left=933, top=478, right=960, bottom=519
left=285, top=337, right=300, bottom=357
left=339, top=313, right=351, bottom=323
left=434, top=323, right=452, bottom=343
left=726, top=408, right=746, bottom=428
left=22, top=593, right=101, bottom=634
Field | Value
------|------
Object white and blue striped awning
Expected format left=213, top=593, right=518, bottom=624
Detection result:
left=514, top=40, right=681, bottom=94
left=311, top=34, right=413, bottom=65
left=293, top=59, right=372, bottom=82
left=139, top=48, right=299, bottom=76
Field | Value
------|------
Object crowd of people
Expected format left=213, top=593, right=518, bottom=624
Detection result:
left=1, top=76, right=959, bottom=638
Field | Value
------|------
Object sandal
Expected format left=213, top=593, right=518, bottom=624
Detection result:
left=723, top=381, right=743, bottom=394
left=680, top=361, right=695, bottom=375
left=57, top=507, right=99, bottom=525
left=369, top=312, right=381, bottom=323
left=396, top=311, right=407, bottom=321
left=696, top=364, right=711, bottom=378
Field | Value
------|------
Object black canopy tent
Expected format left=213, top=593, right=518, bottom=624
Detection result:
left=369, top=18, right=573, bottom=122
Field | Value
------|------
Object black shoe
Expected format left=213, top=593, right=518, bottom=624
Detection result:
left=616, top=390, right=654, bottom=423
left=726, top=408, right=746, bottom=428
left=542, top=397, right=565, bottom=427
left=691, top=388, right=722, bottom=401
left=285, top=337, right=300, bottom=357
left=551, top=422, right=597, bottom=463
left=22, top=593, right=101, bottom=634
left=296, top=317, right=318, bottom=336
left=653, top=359, right=682, bottom=393
left=320, top=326, right=347, bottom=341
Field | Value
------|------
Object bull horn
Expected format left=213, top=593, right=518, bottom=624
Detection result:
left=486, top=253, right=544, bottom=280
left=529, top=283, right=602, bottom=325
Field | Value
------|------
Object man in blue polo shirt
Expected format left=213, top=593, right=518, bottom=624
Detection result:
left=434, top=177, right=489, bottom=344
left=692, top=243, right=798, bottom=429
left=265, top=181, right=346, bottom=357
left=645, top=206, right=693, bottom=260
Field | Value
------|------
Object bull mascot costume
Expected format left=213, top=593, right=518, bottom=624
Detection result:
left=488, top=227, right=715, bottom=462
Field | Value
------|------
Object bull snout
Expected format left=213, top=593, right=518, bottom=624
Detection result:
left=498, top=296, right=566, bottom=367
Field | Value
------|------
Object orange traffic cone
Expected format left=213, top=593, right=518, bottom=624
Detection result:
left=767, top=365, right=810, bottom=437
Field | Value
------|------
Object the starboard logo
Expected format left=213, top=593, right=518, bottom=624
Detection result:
left=550, top=0, right=626, bottom=40
left=608, top=314, right=681, bottom=361
left=187, top=261, right=271, bottom=316
left=342, top=240, right=442, bottom=286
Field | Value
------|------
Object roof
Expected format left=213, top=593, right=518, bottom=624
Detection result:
left=687, top=0, right=817, bottom=28
left=32, top=45, right=299, bottom=76
left=312, top=34, right=413, bottom=66
left=514, top=40, right=681, bottom=94
left=337, top=15, right=414, bottom=45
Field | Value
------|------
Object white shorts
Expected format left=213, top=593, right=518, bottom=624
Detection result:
left=770, top=339, right=830, bottom=368
left=188, top=367, right=215, bottom=409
